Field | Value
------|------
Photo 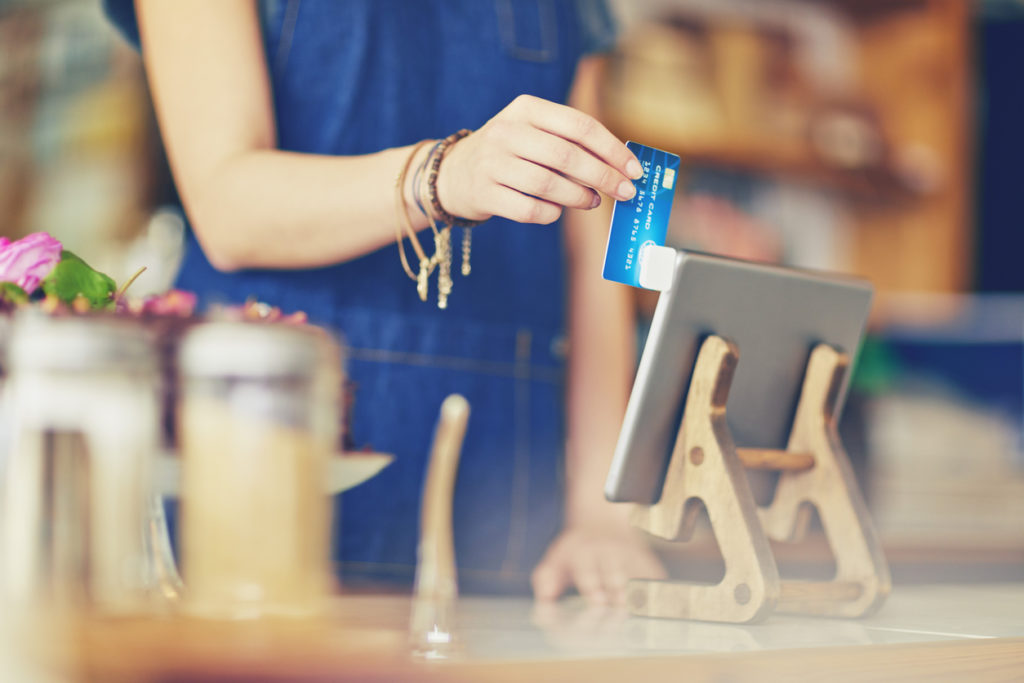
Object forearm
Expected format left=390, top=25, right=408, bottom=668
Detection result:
left=563, top=203, right=636, bottom=527
left=137, top=0, right=439, bottom=273
left=185, top=144, right=433, bottom=271
left=560, top=54, right=636, bottom=526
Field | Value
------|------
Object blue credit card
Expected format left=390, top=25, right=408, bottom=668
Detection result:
left=602, top=142, right=680, bottom=289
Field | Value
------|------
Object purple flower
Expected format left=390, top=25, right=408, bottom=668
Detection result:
left=0, top=232, right=63, bottom=294
left=141, top=289, right=198, bottom=316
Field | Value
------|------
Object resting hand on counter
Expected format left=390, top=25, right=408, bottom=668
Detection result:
left=532, top=522, right=666, bottom=606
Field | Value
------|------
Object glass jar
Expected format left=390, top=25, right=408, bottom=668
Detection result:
left=0, top=313, right=163, bottom=614
left=177, top=321, right=341, bottom=619
left=0, top=314, right=12, bottom=479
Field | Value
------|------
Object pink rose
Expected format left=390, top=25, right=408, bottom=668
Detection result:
left=0, top=232, right=63, bottom=294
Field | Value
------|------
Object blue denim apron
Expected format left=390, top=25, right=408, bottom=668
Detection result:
left=105, top=0, right=615, bottom=593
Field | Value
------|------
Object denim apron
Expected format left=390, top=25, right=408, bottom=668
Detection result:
left=105, top=0, right=615, bottom=593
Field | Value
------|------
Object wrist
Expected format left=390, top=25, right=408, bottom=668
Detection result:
left=564, top=493, right=632, bottom=531
left=433, top=129, right=486, bottom=225
left=434, top=139, right=459, bottom=222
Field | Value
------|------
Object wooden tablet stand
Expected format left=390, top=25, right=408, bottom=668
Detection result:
left=627, top=335, right=891, bottom=623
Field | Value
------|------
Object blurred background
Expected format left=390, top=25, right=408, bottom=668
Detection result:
left=1, top=0, right=1022, bottom=583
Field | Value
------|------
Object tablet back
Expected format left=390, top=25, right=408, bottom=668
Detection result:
left=604, top=250, right=872, bottom=504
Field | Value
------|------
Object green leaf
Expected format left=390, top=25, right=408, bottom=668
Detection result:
left=0, top=282, right=29, bottom=305
left=41, top=250, right=117, bottom=309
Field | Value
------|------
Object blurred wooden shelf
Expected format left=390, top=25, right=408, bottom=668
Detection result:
left=601, top=0, right=971, bottom=293
left=806, top=0, right=930, bottom=21
left=604, top=113, right=916, bottom=202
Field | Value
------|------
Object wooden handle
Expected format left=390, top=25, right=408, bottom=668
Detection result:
left=778, top=580, right=864, bottom=606
left=736, top=448, right=815, bottom=471
left=410, top=395, right=469, bottom=656
left=414, top=394, right=469, bottom=603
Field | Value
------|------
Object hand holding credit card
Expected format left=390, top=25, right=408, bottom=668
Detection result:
left=602, top=142, right=681, bottom=291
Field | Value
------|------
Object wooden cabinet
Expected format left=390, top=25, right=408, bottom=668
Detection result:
left=601, top=0, right=973, bottom=296
left=848, top=0, right=972, bottom=293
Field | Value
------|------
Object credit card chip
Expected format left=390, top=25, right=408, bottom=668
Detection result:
left=662, top=167, right=676, bottom=190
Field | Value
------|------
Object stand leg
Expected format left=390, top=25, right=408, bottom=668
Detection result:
left=628, top=336, right=779, bottom=623
left=759, top=345, right=892, bottom=617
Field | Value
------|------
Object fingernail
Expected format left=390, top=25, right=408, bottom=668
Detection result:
left=627, top=158, right=643, bottom=179
left=617, top=181, right=636, bottom=200
left=589, top=192, right=601, bottom=209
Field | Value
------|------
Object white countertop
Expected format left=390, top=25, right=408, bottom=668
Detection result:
left=333, top=582, right=1024, bottom=662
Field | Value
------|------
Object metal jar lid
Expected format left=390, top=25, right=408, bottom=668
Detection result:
left=5, top=311, right=156, bottom=374
left=178, top=321, right=341, bottom=379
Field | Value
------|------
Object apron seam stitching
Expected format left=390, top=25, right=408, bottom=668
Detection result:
left=346, top=345, right=562, bottom=383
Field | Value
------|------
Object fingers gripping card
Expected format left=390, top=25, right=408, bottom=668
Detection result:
left=602, top=142, right=680, bottom=290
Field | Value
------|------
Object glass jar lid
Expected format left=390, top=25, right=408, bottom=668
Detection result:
left=6, top=311, right=155, bottom=374
left=178, top=321, right=340, bottom=379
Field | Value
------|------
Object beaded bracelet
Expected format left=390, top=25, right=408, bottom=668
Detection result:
left=427, top=129, right=484, bottom=228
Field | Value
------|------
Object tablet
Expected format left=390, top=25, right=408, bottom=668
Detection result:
left=604, top=250, right=872, bottom=504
